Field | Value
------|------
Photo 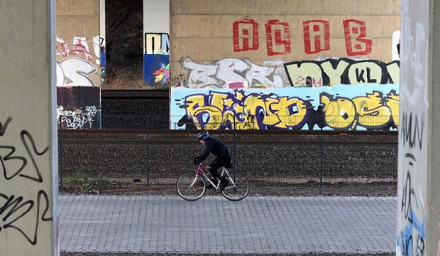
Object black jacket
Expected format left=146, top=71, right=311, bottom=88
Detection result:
left=197, top=137, right=230, bottom=163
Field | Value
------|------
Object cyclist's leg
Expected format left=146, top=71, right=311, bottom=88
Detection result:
left=210, top=155, right=231, bottom=191
left=209, top=157, right=222, bottom=182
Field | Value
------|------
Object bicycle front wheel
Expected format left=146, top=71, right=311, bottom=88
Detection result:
left=176, top=171, right=206, bottom=201
left=221, top=172, right=250, bottom=201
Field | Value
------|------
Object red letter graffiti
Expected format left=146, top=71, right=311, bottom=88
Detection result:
left=303, top=20, right=330, bottom=54
left=265, top=20, right=291, bottom=56
left=233, top=19, right=259, bottom=52
left=343, top=19, right=372, bottom=56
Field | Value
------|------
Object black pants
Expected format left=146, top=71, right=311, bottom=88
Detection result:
left=209, top=154, right=231, bottom=181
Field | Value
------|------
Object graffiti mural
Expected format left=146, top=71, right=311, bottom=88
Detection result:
left=233, top=18, right=372, bottom=56
left=56, top=36, right=101, bottom=65
left=144, top=33, right=170, bottom=85
left=170, top=84, right=399, bottom=131
left=284, top=59, right=400, bottom=87
left=179, top=58, right=399, bottom=89
left=56, top=58, right=98, bottom=87
left=56, top=36, right=101, bottom=129
left=57, top=87, right=101, bottom=129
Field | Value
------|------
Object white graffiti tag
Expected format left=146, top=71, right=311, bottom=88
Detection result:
left=56, top=58, right=98, bottom=86
left=181, top=58, right=287, bottom=89
left=58, top=105, right=98, bottom=129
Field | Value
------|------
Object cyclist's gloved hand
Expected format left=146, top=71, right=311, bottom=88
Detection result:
left=193, top=157, right=199, bottom=165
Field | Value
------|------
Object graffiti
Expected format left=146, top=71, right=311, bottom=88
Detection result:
left=393, top=30, right=401, bottom=61
left=233, top=18, right=372, bottom=56
left=265, top=20, right=291, bottom=56
left=0, top=191, right=52, bottom=245
left=56, top=36, right=101, bottom=65
left=56, top=58, right=98, bottom=86
left=0, top=117, right=52, bottom=245
left=284, top=59, right=400, bottom=87
left=152, top=64, right=170, bottom=85
left=173, top=87, right=399, bottom=131
left=180, top=58, right=287, bottom=89
left=400, top=22, right=429, bottom=107
left=343, top=19, right=373, bottom=56
left=180, top=58, right=399, bottom=89
left=145, top=33, right=170, bottom=54
left=303, top=20, right=330, bottom=54
left=57, top=87, right=100, bottom=129
left=170, top=73, right=185, bottom=87
left=144, top=33, right=170, bottom=85
left=320, top=90, right=398, bottom=130
left=400, top=111, right=424, bottom=150
left=397, top=169, right=426, bottom=256
left=58, top=105, right=98, bottom=129
left=233, top=19, right=259, bottom=52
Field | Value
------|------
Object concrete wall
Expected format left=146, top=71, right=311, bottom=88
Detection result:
left=396, top=0, right=431, bottom=255
left=170, top=0, right=401, bottom=77
left=0, top=0, right=58, bottom=255
left=56, top=0, right=101, bottom=129
left=169, top=0, right=401, bottom=131
left=431, top=1, right=440, bottom=255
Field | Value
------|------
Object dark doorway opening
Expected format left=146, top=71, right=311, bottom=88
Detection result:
left=104, top=0, right=144, bottom=89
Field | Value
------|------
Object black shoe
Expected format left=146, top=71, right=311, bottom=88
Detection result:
left=219, top=179, right=229, bottom=192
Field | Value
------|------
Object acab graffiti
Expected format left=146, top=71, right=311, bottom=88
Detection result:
left=177, top=89, right=399, bottom=131
left=179, top=58, right=399, bottom=89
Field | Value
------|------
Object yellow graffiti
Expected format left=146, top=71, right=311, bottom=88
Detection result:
left=321, top=94, right=356, bottom=129
left=184, top=89, right=399, bottom=130
left=244, top=95, right=280, bottom=127
left=320, top=90, right=399, bottom=130
left=271, top=97, right=308, bottom=129
left=352, top=92, right=391, bottom=128
left=385, top=90, right=400, bottom=128
left=185, top=92, right=309, bottom=130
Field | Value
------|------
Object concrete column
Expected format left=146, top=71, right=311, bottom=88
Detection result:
left=397, top=0, right=440, bottom=255
left=0, top=0, right=58, bottom=256
left=143, top=0, right=170, bottom=85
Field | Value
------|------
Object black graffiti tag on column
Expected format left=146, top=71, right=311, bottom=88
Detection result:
left=0, top=190, right=52, bottom=245
left=0, top=117, right=49, bottom=182
left=0, top=117, right=52, bottom=245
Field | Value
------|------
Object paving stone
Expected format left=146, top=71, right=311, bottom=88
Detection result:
left=59, top=195, right=396, bottom=254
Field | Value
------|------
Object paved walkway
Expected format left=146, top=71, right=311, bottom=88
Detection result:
left=59, top=195, right=396, bottom=254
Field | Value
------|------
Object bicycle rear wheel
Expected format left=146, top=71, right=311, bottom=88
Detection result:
left=221, top=172, right=250, bottom=201
left=176, top=171, right=206, bottom=201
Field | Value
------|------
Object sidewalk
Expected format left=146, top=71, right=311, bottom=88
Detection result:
left=59, top=195, right=396, bottom=254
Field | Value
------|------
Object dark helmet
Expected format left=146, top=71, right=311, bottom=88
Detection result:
left=197, top=130, right=209, bottom=140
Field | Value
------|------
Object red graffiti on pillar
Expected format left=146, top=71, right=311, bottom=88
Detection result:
left=303, top=20, right=330, bottom=54
left=233, top=19, right=259, bottom=52
left=265, top=20, right=291, bottom=56
left=343, top=19, right=372, bottom=56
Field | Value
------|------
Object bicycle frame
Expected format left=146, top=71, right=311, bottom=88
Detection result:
left=196, top=164, right=237, bottom=190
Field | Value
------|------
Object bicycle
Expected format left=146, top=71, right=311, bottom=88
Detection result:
left=176, top=163, right=250, bottom=201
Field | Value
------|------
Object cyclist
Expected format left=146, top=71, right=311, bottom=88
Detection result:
left=193, top=130, right=230, bottom=191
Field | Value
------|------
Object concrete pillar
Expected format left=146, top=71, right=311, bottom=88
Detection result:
left=0, top=0, right=58, bottom=256
left=397, top=0, right=440, bottom=255
left=143, top=0, right=170, bottom=85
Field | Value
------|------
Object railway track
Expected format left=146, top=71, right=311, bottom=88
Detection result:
left=59, top=129, right=398, bottom=145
